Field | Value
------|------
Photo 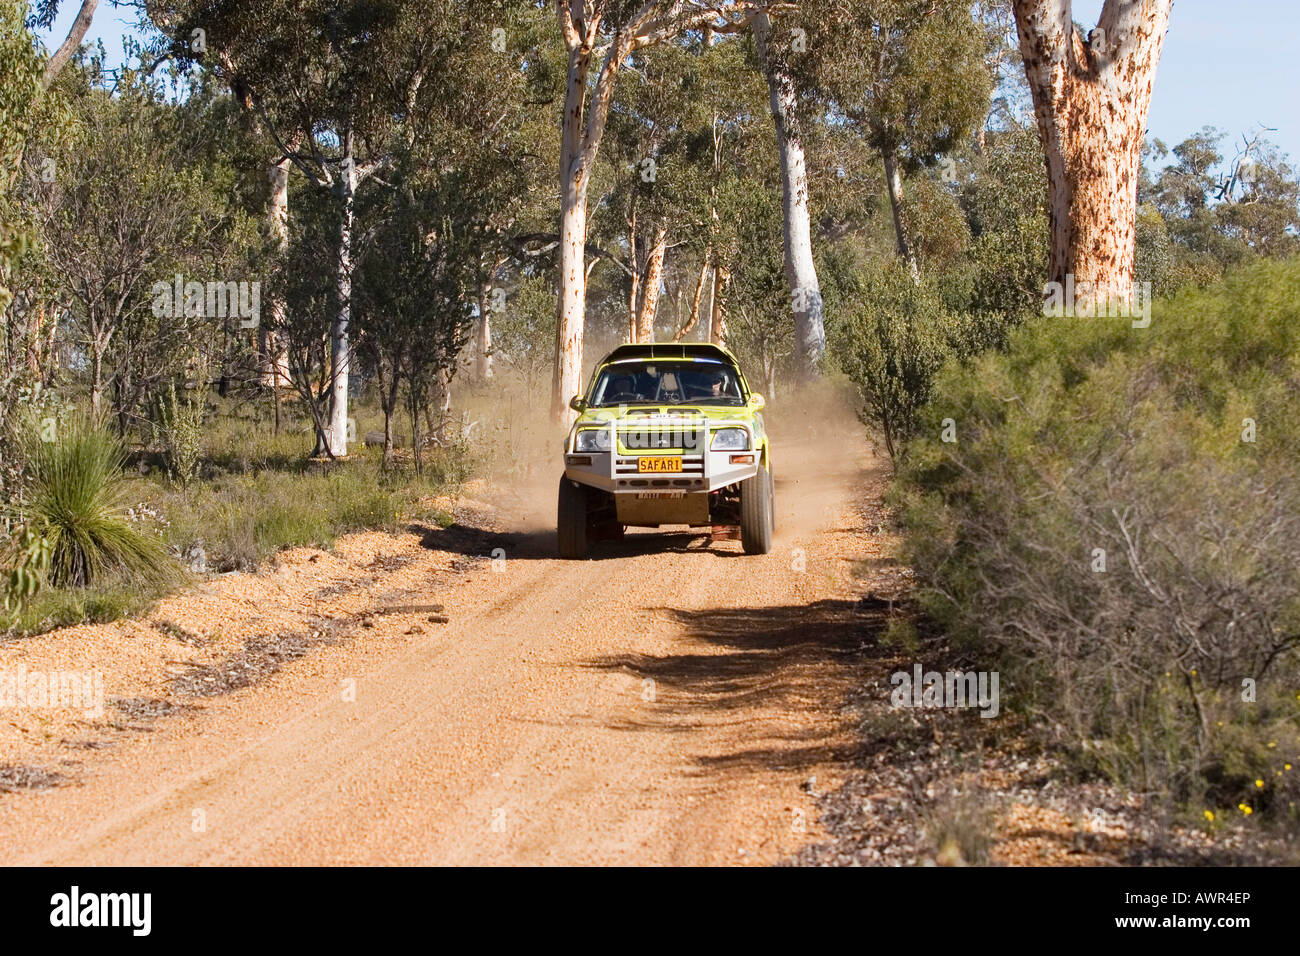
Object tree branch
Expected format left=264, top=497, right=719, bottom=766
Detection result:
left=41, top=0, right=100, bottom=89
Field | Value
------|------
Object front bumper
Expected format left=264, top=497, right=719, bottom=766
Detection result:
left=562, top=417, right=759, bottom=495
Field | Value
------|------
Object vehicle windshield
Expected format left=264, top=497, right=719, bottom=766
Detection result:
left=589, top=360, right=746, bottom=407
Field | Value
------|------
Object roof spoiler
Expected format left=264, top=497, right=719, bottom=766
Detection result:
left=600, top=342, right=736, bottom=364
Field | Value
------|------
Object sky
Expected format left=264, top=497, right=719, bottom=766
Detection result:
left=36, top=0, right=1300, bottom=168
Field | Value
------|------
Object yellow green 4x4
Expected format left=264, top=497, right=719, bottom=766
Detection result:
left=558, top=342, right=774, bottom=558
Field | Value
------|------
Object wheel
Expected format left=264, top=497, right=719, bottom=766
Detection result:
left=739, top=461, right=773, bottom=555
left=557, top=476, right=589, bottom=559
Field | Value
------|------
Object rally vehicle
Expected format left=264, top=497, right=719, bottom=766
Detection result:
left=557, top=342, right=774, bottom=559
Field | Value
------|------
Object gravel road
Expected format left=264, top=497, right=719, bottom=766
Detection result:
left=0, top=439, right=883, bottom=865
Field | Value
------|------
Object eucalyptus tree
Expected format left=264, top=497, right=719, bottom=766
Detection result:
left=27, top=64, right=241, bottom=429
left=550, top=0, right=768, bottom=421
left=597, top=38, right=725, bottom=344
left=799, top=0, right=991, bottom=280
left=352, top=24, right=545, bottom=466
left=149, top=0, right=513, bottom=456
left=1011, top=0, right=1173, bottom=309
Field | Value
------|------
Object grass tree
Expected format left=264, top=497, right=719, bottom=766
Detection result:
left=20, top=418, right=177, bottom=588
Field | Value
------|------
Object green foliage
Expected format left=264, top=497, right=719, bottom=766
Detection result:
left=0, top=0, right=45, bottom=319
left=150, top=413, right=472, bottom=572
left=153, top=381, right=206, bottom=486
left=1, top=522, right=50, bottom=625
left=958, top=124, right=1049, bottom=320
left=20, top=418, right=179, bottom=588
left=837, top=264, right=1017, bottom=460
left=13, top=580, right=159, bottom=634
left=1140, top=129, right=1300, bottom=290
left=894, top=259, right=1300, bottom=816
left=839, top=266, right=954, bottom=459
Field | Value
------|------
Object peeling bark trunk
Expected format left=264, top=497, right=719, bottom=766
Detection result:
left=476, top=279, right=494, bottom=380
left=1012, top=0, right=1172, bottom=308
left=554, top=175, right=588, bottom=413
left=709, top=265, right=730, bottom=347
left=551, top=38, right=597, bottom=420
left=674, top=255, right=711, bottom=341
left=754, top=12, right=825, bottom=378
left=882, top=145, right=920, bottom=283
left=634, top=223, right=667, bottom=343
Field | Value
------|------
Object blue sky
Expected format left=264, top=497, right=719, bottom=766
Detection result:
left=36, top=0, right=1300, bottom=167
left=1075, top=0, right=1300, bottom=164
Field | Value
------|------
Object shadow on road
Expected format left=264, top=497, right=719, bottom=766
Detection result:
left=413, top=521, right=751, bottom=562
left=578, top=598, right=893, bottom=778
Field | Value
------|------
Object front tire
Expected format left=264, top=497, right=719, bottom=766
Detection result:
left=739, top=463, right=774, bottom=555
left=557, top=476, right=589, bottom=559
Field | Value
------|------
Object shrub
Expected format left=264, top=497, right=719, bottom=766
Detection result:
left=839, top=266, right=1016, bottom=461
left=153, top=381, right=206, bottom=485
left=895, top=258, right=1300, bottom=816
left=1, top=523, right=50, bottom=626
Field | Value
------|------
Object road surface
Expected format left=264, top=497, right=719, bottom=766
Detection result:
left=0, top=439, right=881, bottom=865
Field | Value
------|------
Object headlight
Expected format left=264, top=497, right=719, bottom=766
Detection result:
left=710, top=427, right=749, bottom=451
left=575, top=428, right=612, bottom=452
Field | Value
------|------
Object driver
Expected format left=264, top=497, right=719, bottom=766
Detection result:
left=608, top=374, right=637, bottom=401
left=697, top=369, right=729, bottom=399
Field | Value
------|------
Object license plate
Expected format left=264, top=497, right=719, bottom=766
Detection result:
left=637, top=492, right=684, bottom=499
left=637, top=456, right=682, bottom=473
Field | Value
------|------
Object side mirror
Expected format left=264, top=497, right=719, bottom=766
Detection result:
left=748, top=393, right=765, bottom=411
left=569, top=395, right=587, bottom=413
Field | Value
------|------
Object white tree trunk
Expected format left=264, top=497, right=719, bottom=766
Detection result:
left=1013, top=0, right=1172, bottom=307
left=553, top=175, right=588, bottom=415
left=552, top=38, right=594, bottom=420
left=476, top=279, right=494, bottom=380
left=327, top=144, right=357, bottom=457
left=264, top=155, right=292, bottom=387
left=754, top=11, right=825, bottom=378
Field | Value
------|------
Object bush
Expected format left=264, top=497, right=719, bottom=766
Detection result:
left=839, top=266, right=1017, bottom=461
left=21, top=419, right=180, bottom=588
left=153, top=381, right=206, bottom=485
left=895, top=258, right=1300, bottom=817
left=0, top=523, right=50, bottom=626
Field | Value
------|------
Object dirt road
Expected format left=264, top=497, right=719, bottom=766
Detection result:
left=0, top=440, right=884, bottom=866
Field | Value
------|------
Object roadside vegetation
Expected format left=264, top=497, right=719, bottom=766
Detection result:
left=4, top=399, right=472, bottom=635
left=894, top=258, right=1300, bottom=828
